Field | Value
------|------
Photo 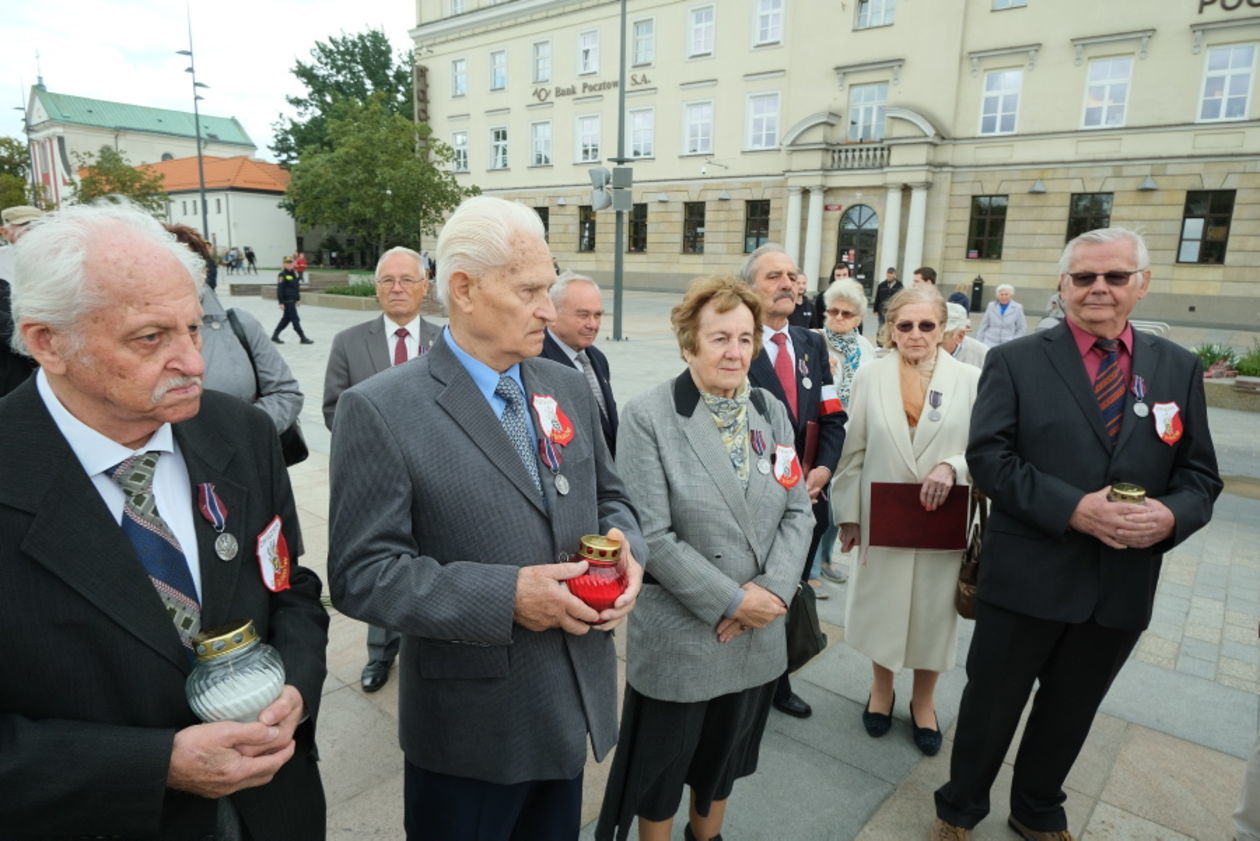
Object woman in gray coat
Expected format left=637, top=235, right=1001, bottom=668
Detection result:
left=974, top=283, right=1026, bottom=347
left=597, top=276, right=812, bottom=841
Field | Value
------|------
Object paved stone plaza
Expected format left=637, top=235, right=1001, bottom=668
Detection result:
left=222, top=285, right=1258, bottom=841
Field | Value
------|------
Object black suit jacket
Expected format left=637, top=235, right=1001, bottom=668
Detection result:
left=967, top=322, right=1221, bottom=630
left=0, top=383, right=329, bottom=840
left=541, top=330, right=619, bottom=457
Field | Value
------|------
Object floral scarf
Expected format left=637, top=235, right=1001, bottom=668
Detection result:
left=700, top=380, right=751, bottom=487
left=824, top=327, right=863, bottom=407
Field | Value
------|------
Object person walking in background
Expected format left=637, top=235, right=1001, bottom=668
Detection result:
left=272, top=257, right=314, bottom=345
left=912, top=266, right=937, bottom=287
left=811, top=262, right=853, bottom=330
left=294, top=251, right=308, bottom=284
left=975, top=283, right=1026, bottom=347
left=244, top=245, right=258, bottom=274
left=874, top=267, right=903, bottom=328
left=788, top=268, right=816, bottom=328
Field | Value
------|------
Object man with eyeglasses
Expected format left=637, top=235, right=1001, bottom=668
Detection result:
left=322, top=245, right=440, bottom=692
left=931, top=228, right=1221, bottom=841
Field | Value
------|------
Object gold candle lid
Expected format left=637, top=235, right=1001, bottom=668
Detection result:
left=1109, top=483, right=1146, bottom=503
left=193, top=620, right=259, bottom=660
left=578, top=535, right=621, bottom=565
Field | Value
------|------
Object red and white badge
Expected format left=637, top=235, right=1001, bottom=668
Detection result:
left=531, top=393, right=575, bottom=446
left=1152, top=401, right=1183, bottom=446
left=819, top=383, right=844, bottom=417
left=773, top=444, right=802, bottom=489
left=255, top=515, right=292, bottom=592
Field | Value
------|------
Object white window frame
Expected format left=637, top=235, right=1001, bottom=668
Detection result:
left=530, top=121, right=552, bottom=166
left=754, top=0, right=784, bottom=47
left=1081, top=55, right=1132, bottom=129
left=855, top=0, right=895, bottom=29
left=489, top=126, right=508, bottom=170
left=746, top=92, right=780, bottom=150
left=689, top=5, right=716, bottom=58
left=632, top=18, right=656, bottom=66
left=848, top=81, right=888, bottom=141
left=628, top=107, right=655, bottom=158
left=577, top=114, right=601, bottom=163
left=451, top=130, right=468, bottom=172
left=992, top=0, right=1026, bottom=8
left=451, top=58, right=467, bottom=97
left=683, top=100, right=714, bottom=155
left=578, top=29, right=600, bottom=75
left=489, top=50, right=507, bottom=91
left=532, top=40, right=551, bottom=84
left=1198, top=43, right=1257, bottom=123
left=450, top=0, right=464, bottom=14
left=979, top=67, right=1022, bottom=136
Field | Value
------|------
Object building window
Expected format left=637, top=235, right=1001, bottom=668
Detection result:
left=451, top=130, right=469, bottom=171
left=967, top=196, right=1008, bottom=259
left=215, top=198, right=222, bottom=214
left=576, top=115, right=601, bottom=163
left=992, top=0, right=1026, bottom=8
left=746, top=92, right=780, bottom=149
left=689, top=6, right=715, bottom=57
left=856, top=0, right=895, bottom=29
left=579, top=30, right=599, bottom=75
left=1178, top=190, right=1235, bottom=264
left=1082, top=56, right=1132, bottom=129
left=532, top=41, right=551, bottom=83
left=627, top=203, right=647, bottom=253
left=633, top=19, right=655, bottom=65
left=530, top=121, right=552, bottom=166
left=684, top=100, right=714, bottom=154
left=754, top=0, right=783, bottom=45
left=490, top=50, right=507, bottom=90
left=579, top=206, right=596, bottom=252
left=1065, top=193, right=1113, bottom=241
left=182, top=200, right=188, bottom=215
left=848, top=82, right=888, bottom=141
left=450, top=0, right=464, bottom=13
left=629, top=108, right=654, bottom=158
left=451, top=58, right=467, bottom=96
left=490, top=127, right=508, bottom=170
left=980, top=68, right=1021, bottom=135
left=744, top=200, right=771, bottom=252
left=1198, top=44, right=1256, bottom=122
left=682, top=202, right=706, bottom=254
left=534, top=207, right=550, bottom=241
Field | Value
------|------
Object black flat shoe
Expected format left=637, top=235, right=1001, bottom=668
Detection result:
left=910, top=700, right=942, bottom=756
left=773, top=691, right=812, bottom=718
left=360, top=659, right=391, bottom=693
left=862, top=691, right=894, bottom=738
left=684, top=825, right=723, bottom=841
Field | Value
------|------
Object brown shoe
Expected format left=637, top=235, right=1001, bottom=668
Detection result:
left=929, top=817, right=971, bottom=840
left=1007, top=815, right=1074, bottom=841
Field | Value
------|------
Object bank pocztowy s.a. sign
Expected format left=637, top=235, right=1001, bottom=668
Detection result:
left=532, top=73, right=652, bottom=103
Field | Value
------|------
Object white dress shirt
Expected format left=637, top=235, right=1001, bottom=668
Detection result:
left=762, top=323, right=796, bottom=369
left=384, top=314, right=423, bottom=364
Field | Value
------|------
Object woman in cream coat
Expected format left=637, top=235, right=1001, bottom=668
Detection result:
left=831, top=285, right=980, bottom=756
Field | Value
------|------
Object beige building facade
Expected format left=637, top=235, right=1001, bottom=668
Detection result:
left=413, top=0, right=1260, bottom=327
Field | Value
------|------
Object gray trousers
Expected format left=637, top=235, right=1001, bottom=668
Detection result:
left=367, top=623, right=400, bottom=663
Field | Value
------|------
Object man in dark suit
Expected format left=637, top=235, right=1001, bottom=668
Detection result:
left=540, top=270, right=619, bottom=457
left=742, top=243, right=847, bottom=719
left=323, top=246, right=440, bottom=693
left=0, top=202, right=329, bottom=839
left=931, top=228, right=1221, bottom=841
left=328, top=196, right=645, bottom=841
left=874, top=267, right=903, bottom=327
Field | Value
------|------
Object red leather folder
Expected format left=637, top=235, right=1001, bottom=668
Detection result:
left=868, top=482, right=969, bottom=550
left=803, top=420, right=819, bottom=472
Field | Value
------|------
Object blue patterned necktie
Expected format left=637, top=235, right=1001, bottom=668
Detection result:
left=1093, top=338, right=1124, bottom=444
left=110, top=452, right=201, bottom=650
left=495, top=376, right=543, bottom=495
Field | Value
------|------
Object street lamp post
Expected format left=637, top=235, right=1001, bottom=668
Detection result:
left=176, top=14, right=211, bottom=243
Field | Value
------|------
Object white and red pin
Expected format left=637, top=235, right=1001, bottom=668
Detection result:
left=1152, top=401, right=1183, bottom=446
left=773, top=444, right=802, bottom=489
left=255, top=516, right=292, bottom=592
left=531, top=393, right=575, bottom=446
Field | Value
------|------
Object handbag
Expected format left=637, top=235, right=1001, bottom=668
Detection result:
left=786, top=581, right=828, bottom=672
left=225, top=309, right=309, bottom=467
left=955, top=486, right=988, bottom=619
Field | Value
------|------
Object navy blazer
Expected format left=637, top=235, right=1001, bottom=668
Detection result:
left=541, top=330, right=619, bottom=457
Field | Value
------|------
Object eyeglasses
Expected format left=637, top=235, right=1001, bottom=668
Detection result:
left=827, top=308, right=859, bottom=319
left=376, top=277, right=424, bottom=287
left=893, top=320, right=938, bottom=334
left=1065, top=270, right=1143, bottom=288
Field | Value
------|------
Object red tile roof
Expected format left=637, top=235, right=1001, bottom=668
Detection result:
left=137, top=155, right=289, bottom=193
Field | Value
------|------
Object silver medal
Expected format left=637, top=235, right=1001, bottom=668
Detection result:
left=757, top=459, right=771, bottom=475
left=801, top=377, right=812, bottom=390
left=927, top=410, right=942, bottom=422
left=1133, top=402, right=1149, bottom=418
left=214, top=532, right=239, bottom=561
left=554, top=474, right=570, bottom=495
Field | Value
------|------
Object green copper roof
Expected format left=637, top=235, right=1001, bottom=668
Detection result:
left=31, top=87, right=255, bottom=148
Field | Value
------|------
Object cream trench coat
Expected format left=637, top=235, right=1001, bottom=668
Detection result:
left=830, top=347, right=981, bottom=672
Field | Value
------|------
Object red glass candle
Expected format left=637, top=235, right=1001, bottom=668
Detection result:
left=566, top=534, right=627, bottom=612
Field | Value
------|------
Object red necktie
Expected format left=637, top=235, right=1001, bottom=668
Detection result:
left=393, top=327, right=410, bottom=366
left=1094, top=338, right=1123, bottom=443
left=771, top=332, right=797, bottom=419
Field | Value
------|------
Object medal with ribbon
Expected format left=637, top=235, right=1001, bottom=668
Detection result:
left=927, top=390, right=943, bottom=422
left=197, top=483, right=238, bottom=561
left=798, top=355, right=812, bottom=391
left=750, top=429, right=771, bottom=475
left=1131, top=375, right=1149, bottom=418
left=537, top=435, right=570, bottom=495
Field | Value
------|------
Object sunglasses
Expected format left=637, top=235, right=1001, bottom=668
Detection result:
left=893, top=320, right=938, bottom=334
left=1066, top=270, right=1141, bottom=287
left=827, top=308, right=859, bottom=319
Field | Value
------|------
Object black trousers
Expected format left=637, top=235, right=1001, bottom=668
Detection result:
left=404, top=761, right=582, bottom=841
left=272, top=302, right=307, bottom=339
left=773, top=497, right=829, bottom=704
left=934, top=599, right=1141, bottom=832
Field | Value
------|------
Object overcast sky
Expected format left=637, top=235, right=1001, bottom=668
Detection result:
left=1, top=0, right=416, bottom=162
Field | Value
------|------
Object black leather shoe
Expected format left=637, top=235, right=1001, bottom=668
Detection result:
left=773, top=691, right=812, bottom=718
left=862, top=691, right=894, bottom=737
left=271, top=336, right=283, bottom=344
left=360, top=660, right=391, bottom=693
left=910, top=700, right=942, bottom=756
left=300, top=337, right=315, bottom=344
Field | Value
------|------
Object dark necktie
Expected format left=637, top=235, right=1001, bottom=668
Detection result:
left=1094, top=338, right=1124, bottom=443
left=575, top=350, right=609, bottom=418
left=393, top=327, right=410, bottom=366
left=110, top=452, right=201, bottom=650
left=495, top=376, right=543, bottom=495
left=771, top=332, right=797, bottom=419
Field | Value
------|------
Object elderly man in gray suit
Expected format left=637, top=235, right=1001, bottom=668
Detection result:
left=322, top=245, right=440, bottom=693
left=328, top=195, right=645, bottom=841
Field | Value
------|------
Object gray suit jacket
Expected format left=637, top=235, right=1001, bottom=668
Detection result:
left=619, top=373, right=812, bottom=703
left=328, top=334, right=646, bottom=784
left=321, top=314, right=440, bottom=430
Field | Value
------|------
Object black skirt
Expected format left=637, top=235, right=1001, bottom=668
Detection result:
left=594, top=679, right=776, bottom=841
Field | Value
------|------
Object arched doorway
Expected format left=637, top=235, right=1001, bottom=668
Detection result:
left=837, top=205, right=879, bottom=297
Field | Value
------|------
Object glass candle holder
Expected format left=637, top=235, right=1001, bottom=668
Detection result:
left=186, top=620, right=286, bottom=724
left=1108, top=483, right=1147, bottom=504
left=566, top=534, right=627, bottom=612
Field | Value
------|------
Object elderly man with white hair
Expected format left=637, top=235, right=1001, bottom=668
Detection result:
left=975, top=283, right=1026, bottom=347
left=942, top=303, right=989, bottom=369
left=328, top=195, right=646, bottom=841
left=541, top=270, right=619, bottom=456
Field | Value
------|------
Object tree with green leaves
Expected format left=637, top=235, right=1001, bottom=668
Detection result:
left=271, top=29, right=414, bottom=166
left=284, top=98, right=472, bottom=257
left=0, top=137, right=30, bottom=180
left=71, top=146, right=167, bottom=215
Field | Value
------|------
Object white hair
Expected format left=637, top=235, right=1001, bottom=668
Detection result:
left=740, top=242, right=789, bottom=285
left=435, top=196, right=546, bottom=307
left=1058, top=226, right=1149, bottom=274
left=822, top=278, right=868, bottom=317
left=550, top=270, right=600, bottom=306
left=375, top=245, right=424, bottom=278
left=995, top=283, right=1015, bottom=296
left=10, top=200, right=203, bottom=356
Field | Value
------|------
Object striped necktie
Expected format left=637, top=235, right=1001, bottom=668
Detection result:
left=1093, top=338, right=1124, bottom=443
left=494, top=376, right=543, bottom=495
left=575, top=350, right=609, bottom=418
